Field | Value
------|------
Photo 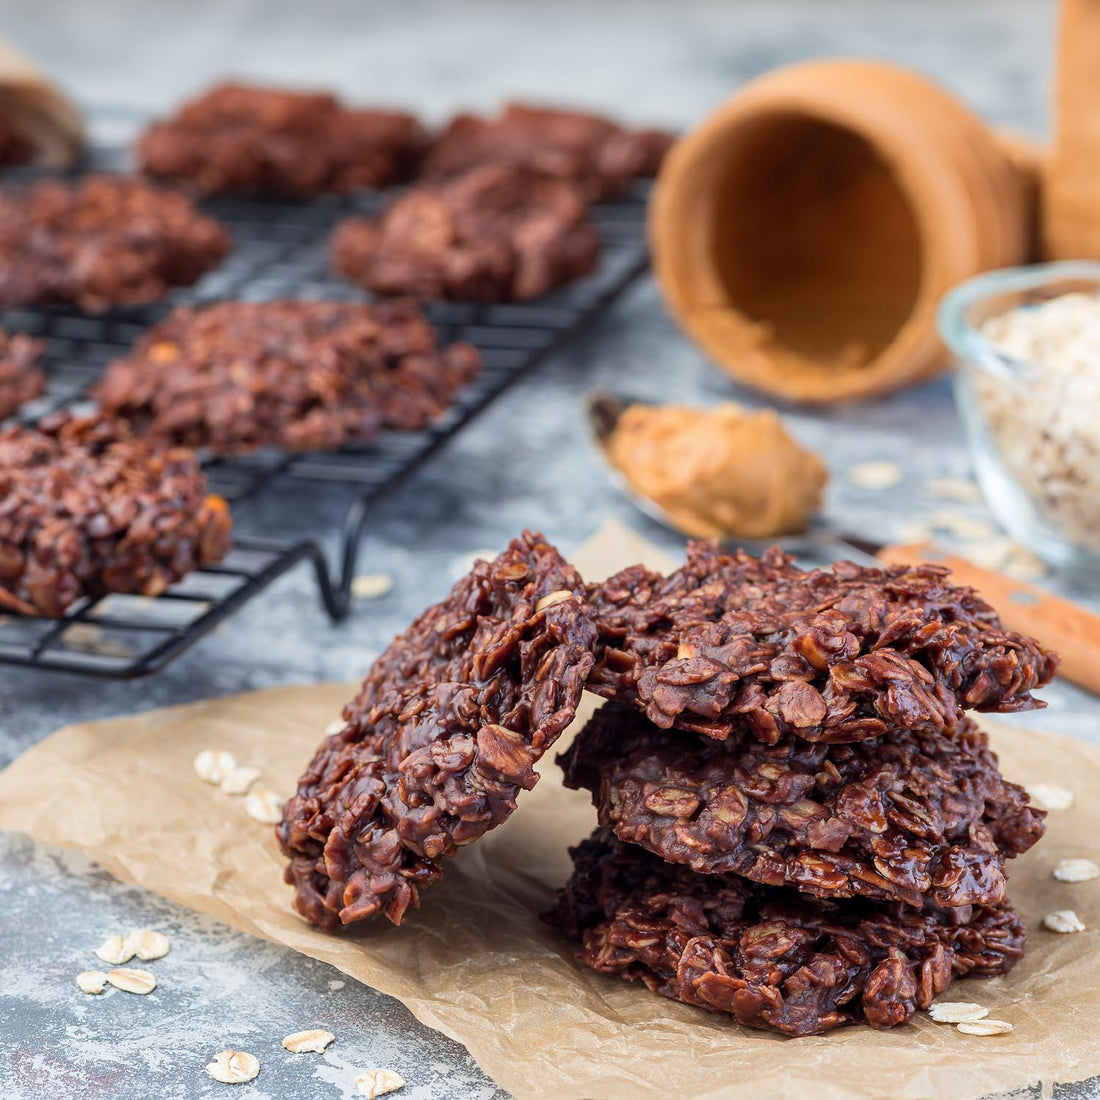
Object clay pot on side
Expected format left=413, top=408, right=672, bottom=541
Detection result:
left=650, top=59, right=1030, bottom=404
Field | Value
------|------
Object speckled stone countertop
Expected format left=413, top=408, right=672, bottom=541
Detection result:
left=2, top=2, right=1098, bottom=1097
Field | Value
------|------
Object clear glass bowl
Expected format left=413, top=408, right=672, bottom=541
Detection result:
left=937, top=261, right=1100, bottom=572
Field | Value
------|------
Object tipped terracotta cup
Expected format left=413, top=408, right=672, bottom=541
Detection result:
left=649, top=59, right=1030, bottom=403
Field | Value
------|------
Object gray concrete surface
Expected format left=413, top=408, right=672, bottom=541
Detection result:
left=1, top=2, right=1098, bottom=1097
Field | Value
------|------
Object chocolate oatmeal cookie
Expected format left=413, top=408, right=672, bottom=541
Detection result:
left=547, top=830, right=1026, bottom=1036
left=0, top=328, right=45, bottom=419
left=422, top=102, right=674, bottom=201
left=278, top=531, right=598, bottom=928
left=138, top=82, right=427, bottom=197
left=0, top=412, right=231, bottom=617
left=331, top=163, right=600, bottom=303
left=0, top=176, right=229, bottom=311
left=560, top=703, right=1044, bottom=909
left=94, top=299, right=481, bottom=454
left=589, top=542, right=1059, bottom=743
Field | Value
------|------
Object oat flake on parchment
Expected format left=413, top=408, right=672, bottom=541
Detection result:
left=929, top=1002, right=988, bottom=1023
left=1053, top=858, right=1099, bottom=883
left=957, top=1019, right=1013, bottom=1036
left=1028, top=783, right=1074, bottom=811
left=1043, top=909, right=1086, bottom=933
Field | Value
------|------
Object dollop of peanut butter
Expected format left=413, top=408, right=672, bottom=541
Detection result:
left=604, top=402, right=827, bottom=539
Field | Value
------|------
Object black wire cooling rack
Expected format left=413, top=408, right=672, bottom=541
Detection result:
left=0, top=177, right=650, bottom=677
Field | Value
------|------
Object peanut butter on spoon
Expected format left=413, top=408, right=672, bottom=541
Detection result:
left=601, top=401, right=827, bottom=539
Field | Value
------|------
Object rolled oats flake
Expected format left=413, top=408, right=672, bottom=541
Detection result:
left=351, top=573, right=393, bottom=600
left=105, top=967, right=157, bottom=995
left=125, top=929, right=170, bottom=961
left=535, top=589, right=573, bottom=612
left=928, top=1002, right=988, bottom=1024
left=1027, top=783, right=1074, bottom=811
left=281, top=1029, right=335, bottom=1053
left=923, top=477, right=984, bottom=503
left=847, top=460, right=902, bottom=490
left=1053, top=857, right=1099, bottom=883
left=244, top=787, right=283, bottom=824
left=206, top=1049, right=259, bottom=1084
left=1043, top=909, right=1086, bottom=933
left=956, top=1019, right=1013, bottom=1036
left=928, top=510, right=999, bottom=543
left=194, top=749, right=238, bottom=786
left=76, top=970, right=107, bottom=995
left=354, top=1068, right=406, bottom=1098
left=93, top=934, right=134, bottom=965
left=220, top=765, right=262, bottom=796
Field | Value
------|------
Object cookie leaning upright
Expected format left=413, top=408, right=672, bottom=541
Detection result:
left=278, top=531, right=598, bottom=929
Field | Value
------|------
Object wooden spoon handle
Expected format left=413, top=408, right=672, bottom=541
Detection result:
left=876, top=542, right=1100, bottom=697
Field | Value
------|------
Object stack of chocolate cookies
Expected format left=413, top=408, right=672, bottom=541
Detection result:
left=547, top=541, right=1057, bottom=1036
left=276, top=534, right=1057, bottom=1038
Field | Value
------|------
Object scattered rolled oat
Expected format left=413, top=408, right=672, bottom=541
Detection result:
left=929, top=510, right=999, bottom=542
left=958, top=535, right=1014, bottom=571
left=105, top=967, right=157, bottom=995
left=324, top=718, right=346, bottom=737
left=1004, top=538, right=1050, bottom=576
left=1028, top=783, right=1074, bottom=811
left=206, top=1049, right=260, bottom=1084
left=957, top=1019, right=1013, bottom=1036
left=1043, top=909, right=1086, bottom=933
left=351, top=572, right=393, bottom=600
left=62, top=622, right=134, bottom=659
left=895, top=520, right=934, bottom=545
left=928, top=1002, right=989, bottom=1024
left=924, top=477, right=984, bottom=503
left=220, top=765, right=262, bottom=796
left=354, top=1069, right=406, bottom=1098
left=281, top=1029, right=335, bottom=1054
left=194, top=749, right=238, bottom=785
left=76, top=970, right=107, bottom=995
left=244, top=787, right=283, bottom=825
left=1053, top=858, right=1099, bottom=883
left=847, top=460, right=903, bottom=490
left=125, top=929, right=170, bottom=961
left=93, top=934, right=134, bottom=965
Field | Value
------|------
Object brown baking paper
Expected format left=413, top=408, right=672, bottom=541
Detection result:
left=1, top=520, right=1098, bottom=1100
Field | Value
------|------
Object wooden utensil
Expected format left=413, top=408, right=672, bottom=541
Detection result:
left=877, top=542, right=1100, bottom=697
